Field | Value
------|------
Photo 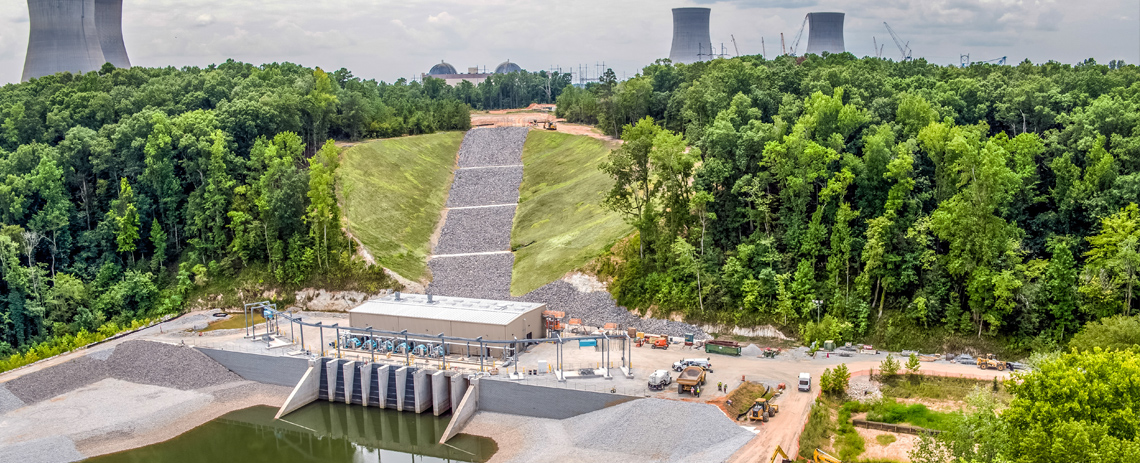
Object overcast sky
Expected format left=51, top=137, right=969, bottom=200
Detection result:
left=1, top=0, right=1138, bottom=85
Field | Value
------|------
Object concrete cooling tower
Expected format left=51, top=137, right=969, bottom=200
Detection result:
left=95, top=0, right=130, bottom=69
left=668, top=7, right=711, bottom=65
left=805, top=12, right=845, bottom=55
left=22, top=0, right=131, bottom=82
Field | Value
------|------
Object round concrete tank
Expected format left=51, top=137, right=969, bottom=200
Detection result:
left=495, top=60, right=522, bottom=74
left=22, top=0, right=107, bottom=82
left=95, top=0, right=130, bottom=69
left=805, top=12, right=845, bottom=55
left=668, top=7, right=711, bottom=65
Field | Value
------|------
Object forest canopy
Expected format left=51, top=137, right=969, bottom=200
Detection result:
left=0, top=60, right=473, bottom=359
left=563, top=54, right=1140, bottom=352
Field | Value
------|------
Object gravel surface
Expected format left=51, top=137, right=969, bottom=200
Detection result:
left=4, top=356, right=109, bottom=404
left=457, top=127, right=528, bottom=167
left=3, top=341, right=239, bottom=405
left=447, top=167, right=523, bottom=207
left=434, top=206, right=517, bottom=254
left=516, top=281, right=709, bottom=339
left=427, top=254, right=514, bottom=299
left=847, top=376, right=883, bottom=401
left=0, top=384, right=25, bottom=414
left=565, top=399, right=753, bottom=462
left=0, top=435, right=83, bottom=463
left=106, top=340, right=241, bottom=390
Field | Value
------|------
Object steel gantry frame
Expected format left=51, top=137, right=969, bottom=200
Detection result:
left=251, top=303, right=635, bottom=381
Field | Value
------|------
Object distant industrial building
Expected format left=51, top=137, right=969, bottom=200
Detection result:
left=348, top=293, right=546, bottom=341
left=422, top=59, right=524, bottom=86
left=805, top=12, right=845, bottom=55
left=23, top=0, right=132, bottom=82
left=668, top=7, right=712, bottom=64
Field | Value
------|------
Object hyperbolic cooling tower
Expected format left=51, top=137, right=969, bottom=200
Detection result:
left=668, top=7, right=711, bottom=65
left=805, top=12, right=845, bottom=55
left=94, top=0, right=130, bottom=69
left=22, top=0, right=131, bottom=82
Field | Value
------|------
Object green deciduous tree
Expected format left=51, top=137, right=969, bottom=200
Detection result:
left=1082, top=203, right=1140, bottom=316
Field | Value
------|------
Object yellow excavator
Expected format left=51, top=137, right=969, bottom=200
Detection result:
left=768, top=446, right=842, bottom=463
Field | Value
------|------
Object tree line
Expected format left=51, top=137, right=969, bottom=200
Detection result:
left=571, top=54, right=1139, bottom=352
left=0, top=61, right=471, bottom=359
left=442, top=69, right=573, bottom=111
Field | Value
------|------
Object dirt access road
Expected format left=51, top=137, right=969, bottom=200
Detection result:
left=513, top=341, right=1012, bottom=463
left=470, top=110, right=618, bottom=142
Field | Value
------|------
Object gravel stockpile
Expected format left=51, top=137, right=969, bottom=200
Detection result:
left=446, top=166, right=523, bottom=207
left=456, top=127, right=528, bottom=167
left=434, top=206, right=516, bottom=254
left=106, top=340, right=241, bottom=390
left=0, top=384, right=26, bottom=414
left=4, top=356, right=109, bottom=404
left=4, top=341, right=240, bottom=405
left=565, top=399, right=753, bottom=462
left=427, top=254, right=514, bottom=299
left=517, top=280, right=709, bottom=339
left=740, top=344, right=763, bottom=357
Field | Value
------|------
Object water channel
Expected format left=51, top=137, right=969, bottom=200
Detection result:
left=85, top=402, right=497, bottom=463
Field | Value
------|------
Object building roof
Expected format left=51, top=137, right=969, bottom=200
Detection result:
left=428, top=61, right=457, bottom=75
left=350, top=294, right=545, bottom=326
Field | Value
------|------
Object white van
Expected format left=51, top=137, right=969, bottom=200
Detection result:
left=798, top=372, right=811, bottom=392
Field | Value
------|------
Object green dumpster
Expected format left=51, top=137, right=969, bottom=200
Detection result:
left=704, top=341, right=741, bottom=356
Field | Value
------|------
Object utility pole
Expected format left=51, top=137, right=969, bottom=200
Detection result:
left=761, top=37, right=766, bottom=58
left=780, top=33, right=786, bottom=55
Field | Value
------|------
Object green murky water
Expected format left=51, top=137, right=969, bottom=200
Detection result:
left=85, top=402, right=496, bottom=463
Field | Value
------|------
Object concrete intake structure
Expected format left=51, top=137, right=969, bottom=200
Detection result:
left=22, top=0, right=130, bottom=82
left=668, top=7, right=711, bottom=65
left=805, top=12, right=845, bottom=55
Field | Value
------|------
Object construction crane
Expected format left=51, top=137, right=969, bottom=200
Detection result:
left=731, top=34, right=740, bottom=57
left=979, top=56, right=1008, bottom=65
left=873, top=37, right=884, bottom=59
left=789, top=14, right=809, bottom=55
left=960, top=55, right=1008, bottom=67
left=761, top=37, right=767, bottom=58
left=780, top=33, right=786, bottom=55
left=883, top=22, right=912, bottom=61
left=960, top=54, right=970, bottom=68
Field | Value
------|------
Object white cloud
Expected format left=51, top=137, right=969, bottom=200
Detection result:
left=196, top=14, right=215, bottom=27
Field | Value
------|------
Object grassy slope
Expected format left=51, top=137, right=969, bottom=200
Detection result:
left=510, top=131, right=631, bottom=295
left=340, top=132, right=463, bottom=281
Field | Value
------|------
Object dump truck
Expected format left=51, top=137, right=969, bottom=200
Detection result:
left=977, top=353, right=1008, bottom=371
left=677, top=365, right=706, bottom=396
left=746, top=397, right=779, bottom=422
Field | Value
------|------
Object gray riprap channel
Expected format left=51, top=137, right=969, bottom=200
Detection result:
left=426, top=127, right=708, bottom=338
left=427, top=127, right=528, bottom=298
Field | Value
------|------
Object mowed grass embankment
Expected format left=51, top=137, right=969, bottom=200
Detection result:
left=340, top=132, right=464, bottom=281
left=510, top=130, right=631, bottom=295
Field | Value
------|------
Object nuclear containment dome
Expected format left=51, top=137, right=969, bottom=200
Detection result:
left=668, top=7, right=711, bottom=65
left=805, top=12, right=845, bottom=55
left=495, top=60, right=522, bottom=74
left=95, top=0, right=130, bottom=69
left=428, top=61, right=458, bottom=75
left=22, top=0, right=108, bottom=81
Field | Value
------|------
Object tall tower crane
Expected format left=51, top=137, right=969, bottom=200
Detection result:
left=883, top=22, right=912, bottom=61
left=789, top=15, right=809, bottom=55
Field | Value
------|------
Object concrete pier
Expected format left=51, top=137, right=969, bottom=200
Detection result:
left=342, top=361, right=356, bottom=404
left=432, top=371, right=451, bottom=416
left=395, top=367, right=409, bottom=411
left=361, top=363, right=372, bottom=407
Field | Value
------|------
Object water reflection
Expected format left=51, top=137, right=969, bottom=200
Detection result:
left=86, top=402, right=496, bottom=463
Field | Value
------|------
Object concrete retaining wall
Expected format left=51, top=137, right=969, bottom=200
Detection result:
left=478, top=379, right=640, bottom=420
left=275, top=364, right=319, bottom=419
left=439, top=380, right=479, bottom=444
left=194, top=348, right=310, bottom=387
left=450, top=374, right=469, bottom=415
